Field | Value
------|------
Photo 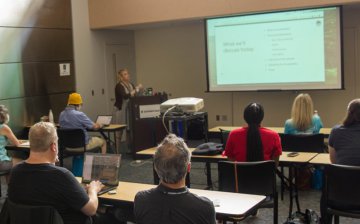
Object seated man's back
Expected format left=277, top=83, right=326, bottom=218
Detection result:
left=8, top=122, right=103, bottom=224
left=135, top=184, right=215, bottom=224
left=8, top=162, right=89, bottom=224
left=134, top=134, right=216, bottom=224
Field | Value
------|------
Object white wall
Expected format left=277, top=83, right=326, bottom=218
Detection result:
left=71, top=0, right=135, bottom=119
left=134, top=8, right=360, bottom=128
left=71, top=1, right=360, bottom=128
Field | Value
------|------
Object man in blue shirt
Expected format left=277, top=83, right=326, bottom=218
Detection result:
left=59, top=93, right=106, bottom=154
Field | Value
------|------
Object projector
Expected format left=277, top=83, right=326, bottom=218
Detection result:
left=160, top=97, right=204, bottom=113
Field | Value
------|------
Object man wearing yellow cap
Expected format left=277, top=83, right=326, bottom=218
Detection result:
left=59, top=93, right=106, bottom=153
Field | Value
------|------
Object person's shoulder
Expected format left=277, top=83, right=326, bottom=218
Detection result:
left=135, top=187, right=157, bottom=200
left=260, top=127, right=278, bottom=135
left=11, top=163, right=70, bottom=176
left=0, top=124, right=11, bottom=133
left=230, top=127, right=247, bottom=134
left=284, top=118, right=294, bottom=126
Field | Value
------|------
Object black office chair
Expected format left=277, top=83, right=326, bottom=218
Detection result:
left=57, top=128, right=100, bottom=167
left=279, top=133, right=326, bottom=153
left=278, top=133, right=326, bottom=201
left=218, top=160, right=278, bottom=224
left=324, top=164, right=360, bottom=224
left=219, top=128, right=230, bottom=149
left=4, top=199, right=64, bottom=224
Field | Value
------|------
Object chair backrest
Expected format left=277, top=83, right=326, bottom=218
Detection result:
left=57, top=128, right=86, bottom=149
left=7, top=199, right=64, bottom=224
left=325, top=164, right=360, bottom=208
left=218, top=160, right=276, bottom=196
left=219, top=128, right=230, bottom=149
left=279, top=133, right=325, bottom=153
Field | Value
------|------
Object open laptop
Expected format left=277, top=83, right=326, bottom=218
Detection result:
left=82, top=153, right=121, bottom=195
left=95, top=115, right=112, bottom=127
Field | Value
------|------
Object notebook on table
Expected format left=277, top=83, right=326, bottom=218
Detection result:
left=82, top=153, right=121, bottom=195
left=95, top=115, right=112, bottom=127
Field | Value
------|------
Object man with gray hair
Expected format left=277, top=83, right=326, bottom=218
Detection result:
left=134, top=134, right=216, bottom=224
left=8, top=122, right=103, bottom=224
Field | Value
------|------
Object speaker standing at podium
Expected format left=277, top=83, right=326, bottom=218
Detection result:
left=113, top=68, right=143, bottom=152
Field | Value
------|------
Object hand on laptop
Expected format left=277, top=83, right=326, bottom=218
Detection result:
left=86, top=180, right=104, bottom=194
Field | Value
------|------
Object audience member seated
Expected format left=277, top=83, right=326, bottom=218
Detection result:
left=284, top=93, right=323, bottom=134
left=223, top=103, right=282, bottom=165
left=0, top=105, right=23, bottom=173
left=134, top=134, right=216, bottom=224
left=328, top=98, right=360, bottom=166
left=320, top=99, right=360, bottom=223
left=7, top=122, right=109, bottom=224
left=59, top=92, right=106, bottom=154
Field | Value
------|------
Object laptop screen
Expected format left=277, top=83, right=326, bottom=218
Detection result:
left=96, top=115, right=112, bottom=126
left=82, top=153, right=121, bottom=186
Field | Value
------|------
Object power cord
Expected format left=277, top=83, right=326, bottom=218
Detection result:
left=162, top=105, right=177, bottom=134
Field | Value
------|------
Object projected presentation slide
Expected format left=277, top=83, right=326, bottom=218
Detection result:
left=206, top=7, right=342, bottom=91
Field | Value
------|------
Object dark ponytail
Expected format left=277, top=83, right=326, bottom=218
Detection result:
left=244, top=103, right=264, bottom=161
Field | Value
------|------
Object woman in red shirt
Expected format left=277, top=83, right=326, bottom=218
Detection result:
left=224, top=103, right=282, bottom=164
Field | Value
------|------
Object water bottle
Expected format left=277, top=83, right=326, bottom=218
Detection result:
left=48, top=109, right=54, bottom=123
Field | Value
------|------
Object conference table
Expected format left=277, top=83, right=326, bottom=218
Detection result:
left=97, top=181, right=266, bottom=221
left=308, top=153, right=331, bottom=165
left=23, top=123, right=127, bottom=154
left=208, top=126, right=332, bottom=137
left=137, top=147, right=331, bottom=217
left=278, top=152, right=319, bottom=217
left=88, top=124, right=127, bottom=154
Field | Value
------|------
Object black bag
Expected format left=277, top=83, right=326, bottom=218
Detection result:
left=284, top=209, right=319, bottom=224
left=305, top=209, right=320, bottom=224
left=192, top=142, right=223, bottom=155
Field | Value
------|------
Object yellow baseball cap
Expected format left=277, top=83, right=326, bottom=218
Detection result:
left=68, top=93, right=83, bottom=105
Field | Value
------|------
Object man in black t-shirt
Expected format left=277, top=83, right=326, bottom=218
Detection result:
left=134, top=134, right=216, bottom=224
left=8, top=122, right=103, bottom=224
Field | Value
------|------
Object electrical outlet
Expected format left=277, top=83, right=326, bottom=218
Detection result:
left=216, top=115, right=220, bottom=121
left=221, top=115, right=228, bottom=121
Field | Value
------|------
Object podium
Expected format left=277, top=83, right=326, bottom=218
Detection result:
left=129, top=95, right=168, bottom=157
left=129, top=95, right=208, bottom=158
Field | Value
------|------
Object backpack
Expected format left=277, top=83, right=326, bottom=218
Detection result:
left=284, top=209, right=320, bottom=224
left=192, top=142, right=223, bottom=155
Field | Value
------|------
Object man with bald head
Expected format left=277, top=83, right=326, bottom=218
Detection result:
left=134, top=134, right=216, bottom=224
left=8, top=122, right=103, bottom=224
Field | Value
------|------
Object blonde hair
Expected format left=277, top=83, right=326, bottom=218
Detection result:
left=291, top=93, right=314, bottom=131
left=117, top=68, right=128, bottom=82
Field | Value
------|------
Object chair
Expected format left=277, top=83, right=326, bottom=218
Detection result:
left=218, top=160, right=278, bottom=224
left=219, top=128, right=230, bottom=149
left=324, top=164, right=360, bottom=224
left=278, top=133, right=326, bottom=202
left=279, top=133, right=326, bottom=153
left=57, top=128, right=100, bottom=168
left=5, top=199, right=64, bottom=224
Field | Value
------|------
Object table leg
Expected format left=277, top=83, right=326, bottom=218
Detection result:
left=113, top=131, right=118, bottom=154
left=294, top=168, right=301, bottom=212
left=288, top=166, right=294, bottom=218
left=205, top=162, right=213, bottom=189
left=99, top=130, right=116, bottom=154
left=288, top=166, right=301, bottom=218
